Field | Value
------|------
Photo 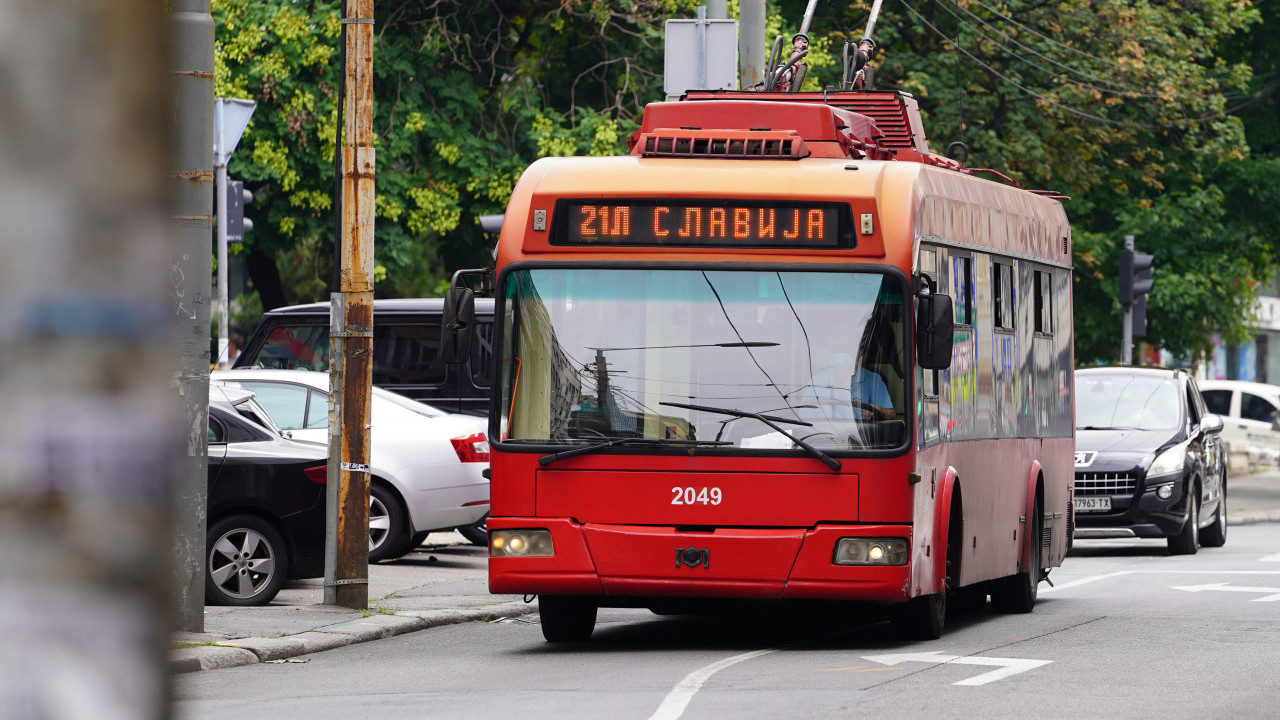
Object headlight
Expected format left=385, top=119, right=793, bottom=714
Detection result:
left=833, top=537, right=909, bottom=566
left=1147, top=441, right=1189, bottom=477
left=490, top=529, right=554, bottom=558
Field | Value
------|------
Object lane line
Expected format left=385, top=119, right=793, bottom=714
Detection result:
left=1040, top=571, right=1131, bottom=593
left=648, top=648, right=778, bottom=720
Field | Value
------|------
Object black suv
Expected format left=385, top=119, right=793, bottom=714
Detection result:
left=1073, top=367, right=1227, bottom=554
left=234, top=298, right=494, bottom=416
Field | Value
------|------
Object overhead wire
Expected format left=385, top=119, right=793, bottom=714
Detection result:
left=896, top=0, right=1237, bottom=130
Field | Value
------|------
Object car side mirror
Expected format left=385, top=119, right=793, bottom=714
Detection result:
left=1201, top=413, right=1224, bottom=435
left=439, top=286, right=476, bottom=365
left=915, top=278, right=954, bottom=370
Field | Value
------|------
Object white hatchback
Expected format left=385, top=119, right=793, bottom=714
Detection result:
left=211, top=368, right=490, bottom=561
left=1198, top=379, right=1280, bottom=468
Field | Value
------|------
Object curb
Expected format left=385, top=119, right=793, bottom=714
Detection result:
left=1227, top=510, right=1280, bottom=526
left=171, top=601, right=535, bottom=674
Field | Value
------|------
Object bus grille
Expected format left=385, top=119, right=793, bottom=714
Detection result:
left=1074, top=473, right=1136, bottom=496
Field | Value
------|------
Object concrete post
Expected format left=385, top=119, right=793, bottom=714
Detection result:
left=739, top=0, right=766, bottom=89
left=0, top=1, right=181, bottom=717
left=325, top=0, right=376, bottom=609
left=170, top=0, right=215, bottom=635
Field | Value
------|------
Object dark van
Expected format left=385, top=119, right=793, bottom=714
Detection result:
left=234, top=298, right=494, bottom=416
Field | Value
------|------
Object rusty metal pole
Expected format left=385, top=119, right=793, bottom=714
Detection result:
left=0, top=1, right=176, bottom=716
left=325, top=0, right=375, bottom=609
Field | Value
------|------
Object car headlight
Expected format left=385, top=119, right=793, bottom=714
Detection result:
left=1147, top=441, right=1189, bottom=477
left=833, top=537, right=909, bottom=566
left=490, top=529, right=554, bottom=557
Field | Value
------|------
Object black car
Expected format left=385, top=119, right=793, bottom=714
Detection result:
left=206, top=386, right=328, bottom=605
left=233, top=298, right=495, bottom=416
left=1073, top=367, right=1227, bottom=554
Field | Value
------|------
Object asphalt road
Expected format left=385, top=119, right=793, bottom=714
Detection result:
left=175, top=519, right=1280, bottom=720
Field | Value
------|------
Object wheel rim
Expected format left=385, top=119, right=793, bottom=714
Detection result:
left=209, top=528, right=277, bottom=600
left=369, top=494, right=390, bottom=552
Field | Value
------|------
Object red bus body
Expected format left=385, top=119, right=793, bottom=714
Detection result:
left=484, top=92, right=1074, bottom=638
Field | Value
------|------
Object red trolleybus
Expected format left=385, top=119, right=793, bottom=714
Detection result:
left=444, top=89, right=1074, bottom=641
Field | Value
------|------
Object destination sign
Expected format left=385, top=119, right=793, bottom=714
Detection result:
left=553, top=200, right=853, bottom=248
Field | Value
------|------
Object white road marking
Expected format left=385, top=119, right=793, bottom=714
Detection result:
left=647, top=648, right=778, bottom=720
left=1173, top=582, right=1280, bottom=602
left=1039, top=571, right=1132, bottom=593
left=1261, top=551, right=1280, bottom=562
left=863, top=650, right=1053, bottom=686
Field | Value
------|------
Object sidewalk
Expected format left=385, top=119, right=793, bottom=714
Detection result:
left=173, top=468, right=1280, bottom=674
left=171, top=533, right=534, bottom=674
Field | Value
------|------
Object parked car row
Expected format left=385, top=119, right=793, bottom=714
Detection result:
left=204, top=371, right=491, bottom=606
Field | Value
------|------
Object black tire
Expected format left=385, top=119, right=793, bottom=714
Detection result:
left=457, top=514, right=488, bottom=546
left=1201, top=484, right=1227, bottom=548
left=368, top=483, right=410, bottom=563
left=992, top=497, right=1041, bottom=613
left=206, top=514, right=289, bottom=607
left=539, top=595, right=598, bottom=642
left=892, top=590, right=946, bottom=640
left=1168, top=481, right=1200, bottom=555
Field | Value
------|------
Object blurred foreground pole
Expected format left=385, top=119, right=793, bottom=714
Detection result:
left=0, top=0, right=178, bottom=718
left=171, top=0, right=215, bottom=634
left=326, top=0, right=376, bottom=609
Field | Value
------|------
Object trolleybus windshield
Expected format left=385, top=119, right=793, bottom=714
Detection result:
left=499, top=267, right=908, bottom=452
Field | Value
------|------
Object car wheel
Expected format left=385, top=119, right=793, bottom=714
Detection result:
left=457, top=514, right=488, bottom=546
left=992, top=496, right=1041, bottom=613
left=368, top=483, right=409, bottom=563
left=539, top=595, right=598, bottom=642
left=1200, top=484, right=1227, bottom=548
left=1168, top=481, right=1200, bottom=555
left=206, top=515, right=288, bottom=607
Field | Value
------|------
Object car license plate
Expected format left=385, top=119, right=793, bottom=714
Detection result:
left=1074, top=497, right=1111, bottom=513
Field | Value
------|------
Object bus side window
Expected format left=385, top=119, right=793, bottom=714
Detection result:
left=1034, top=269, right=1053, bottom=334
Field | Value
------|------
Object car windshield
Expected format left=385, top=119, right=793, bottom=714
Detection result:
left=498, top=267, right=907, bottom=452
left=1076, top=373, right=1182, bottom=431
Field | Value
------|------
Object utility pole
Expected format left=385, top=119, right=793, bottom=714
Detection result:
left=325, top=0, right=376, bottom=609
left=171, top=0, right=216, bottom=634
left=0, top=1, right=176, bottom=716
left=739, top=0, right=766, bottom=89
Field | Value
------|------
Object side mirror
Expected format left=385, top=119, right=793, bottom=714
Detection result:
left=1201, top=413, right=1224, bottom=435
left=915, top=284, right=954, bottom=370
left=439, top=286, right=476, bottom=365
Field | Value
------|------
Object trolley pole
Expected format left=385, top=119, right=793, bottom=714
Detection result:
left=325, top=0, right=376, bottom=609
left=0, top=1, right=177, bottom=716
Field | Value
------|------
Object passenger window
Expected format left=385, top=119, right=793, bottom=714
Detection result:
left=1242, top=393, right=1278, bottom=424
left=306, top=389, right=329, bottom=429
left=471, top=320, right=494, bottom=389
left=1201, top=390, right=1231, bottom=416
left=372, top=322, right=446, bottom=386
left=240, top=381, right=309, bottom=430
left=254, top=325, right=329, bottom=370
left=1185, top=387, right=1201, bottom=426
left=951, top=254, right=973, bottom=326
left=993, top=261, right=1014, bottom=331
left=208, top=416, right=226, bottom=444
left=1034, top=270, right=1053, bottom=334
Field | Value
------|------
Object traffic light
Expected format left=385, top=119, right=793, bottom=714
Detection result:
left=226, top=179, right=253, bottom=246
left=1119, top=246, right=1155, bottom=338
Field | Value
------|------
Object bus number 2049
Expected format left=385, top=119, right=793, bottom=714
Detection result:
left=672, top=487, right=722, bottom=505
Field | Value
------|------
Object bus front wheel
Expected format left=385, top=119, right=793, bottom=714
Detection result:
left=539, top=595, right=598, bottom=642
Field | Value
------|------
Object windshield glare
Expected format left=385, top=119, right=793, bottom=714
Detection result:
left=1076, top=374, right=1182, bottom=431
left=499, top=268, right=907, bottom=452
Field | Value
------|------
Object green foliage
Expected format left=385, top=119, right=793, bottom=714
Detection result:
left=215, top=0, right=1280, bottom=370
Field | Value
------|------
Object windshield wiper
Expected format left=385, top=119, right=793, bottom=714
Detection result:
left=660, top=401, right=841, bottom=471
left=539, top=437, right=732, bottom=467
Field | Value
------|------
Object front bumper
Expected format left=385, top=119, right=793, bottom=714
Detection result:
left=1073, top=472, right=1188, bottom=539
left=487, top=516, right=913, bottom=604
